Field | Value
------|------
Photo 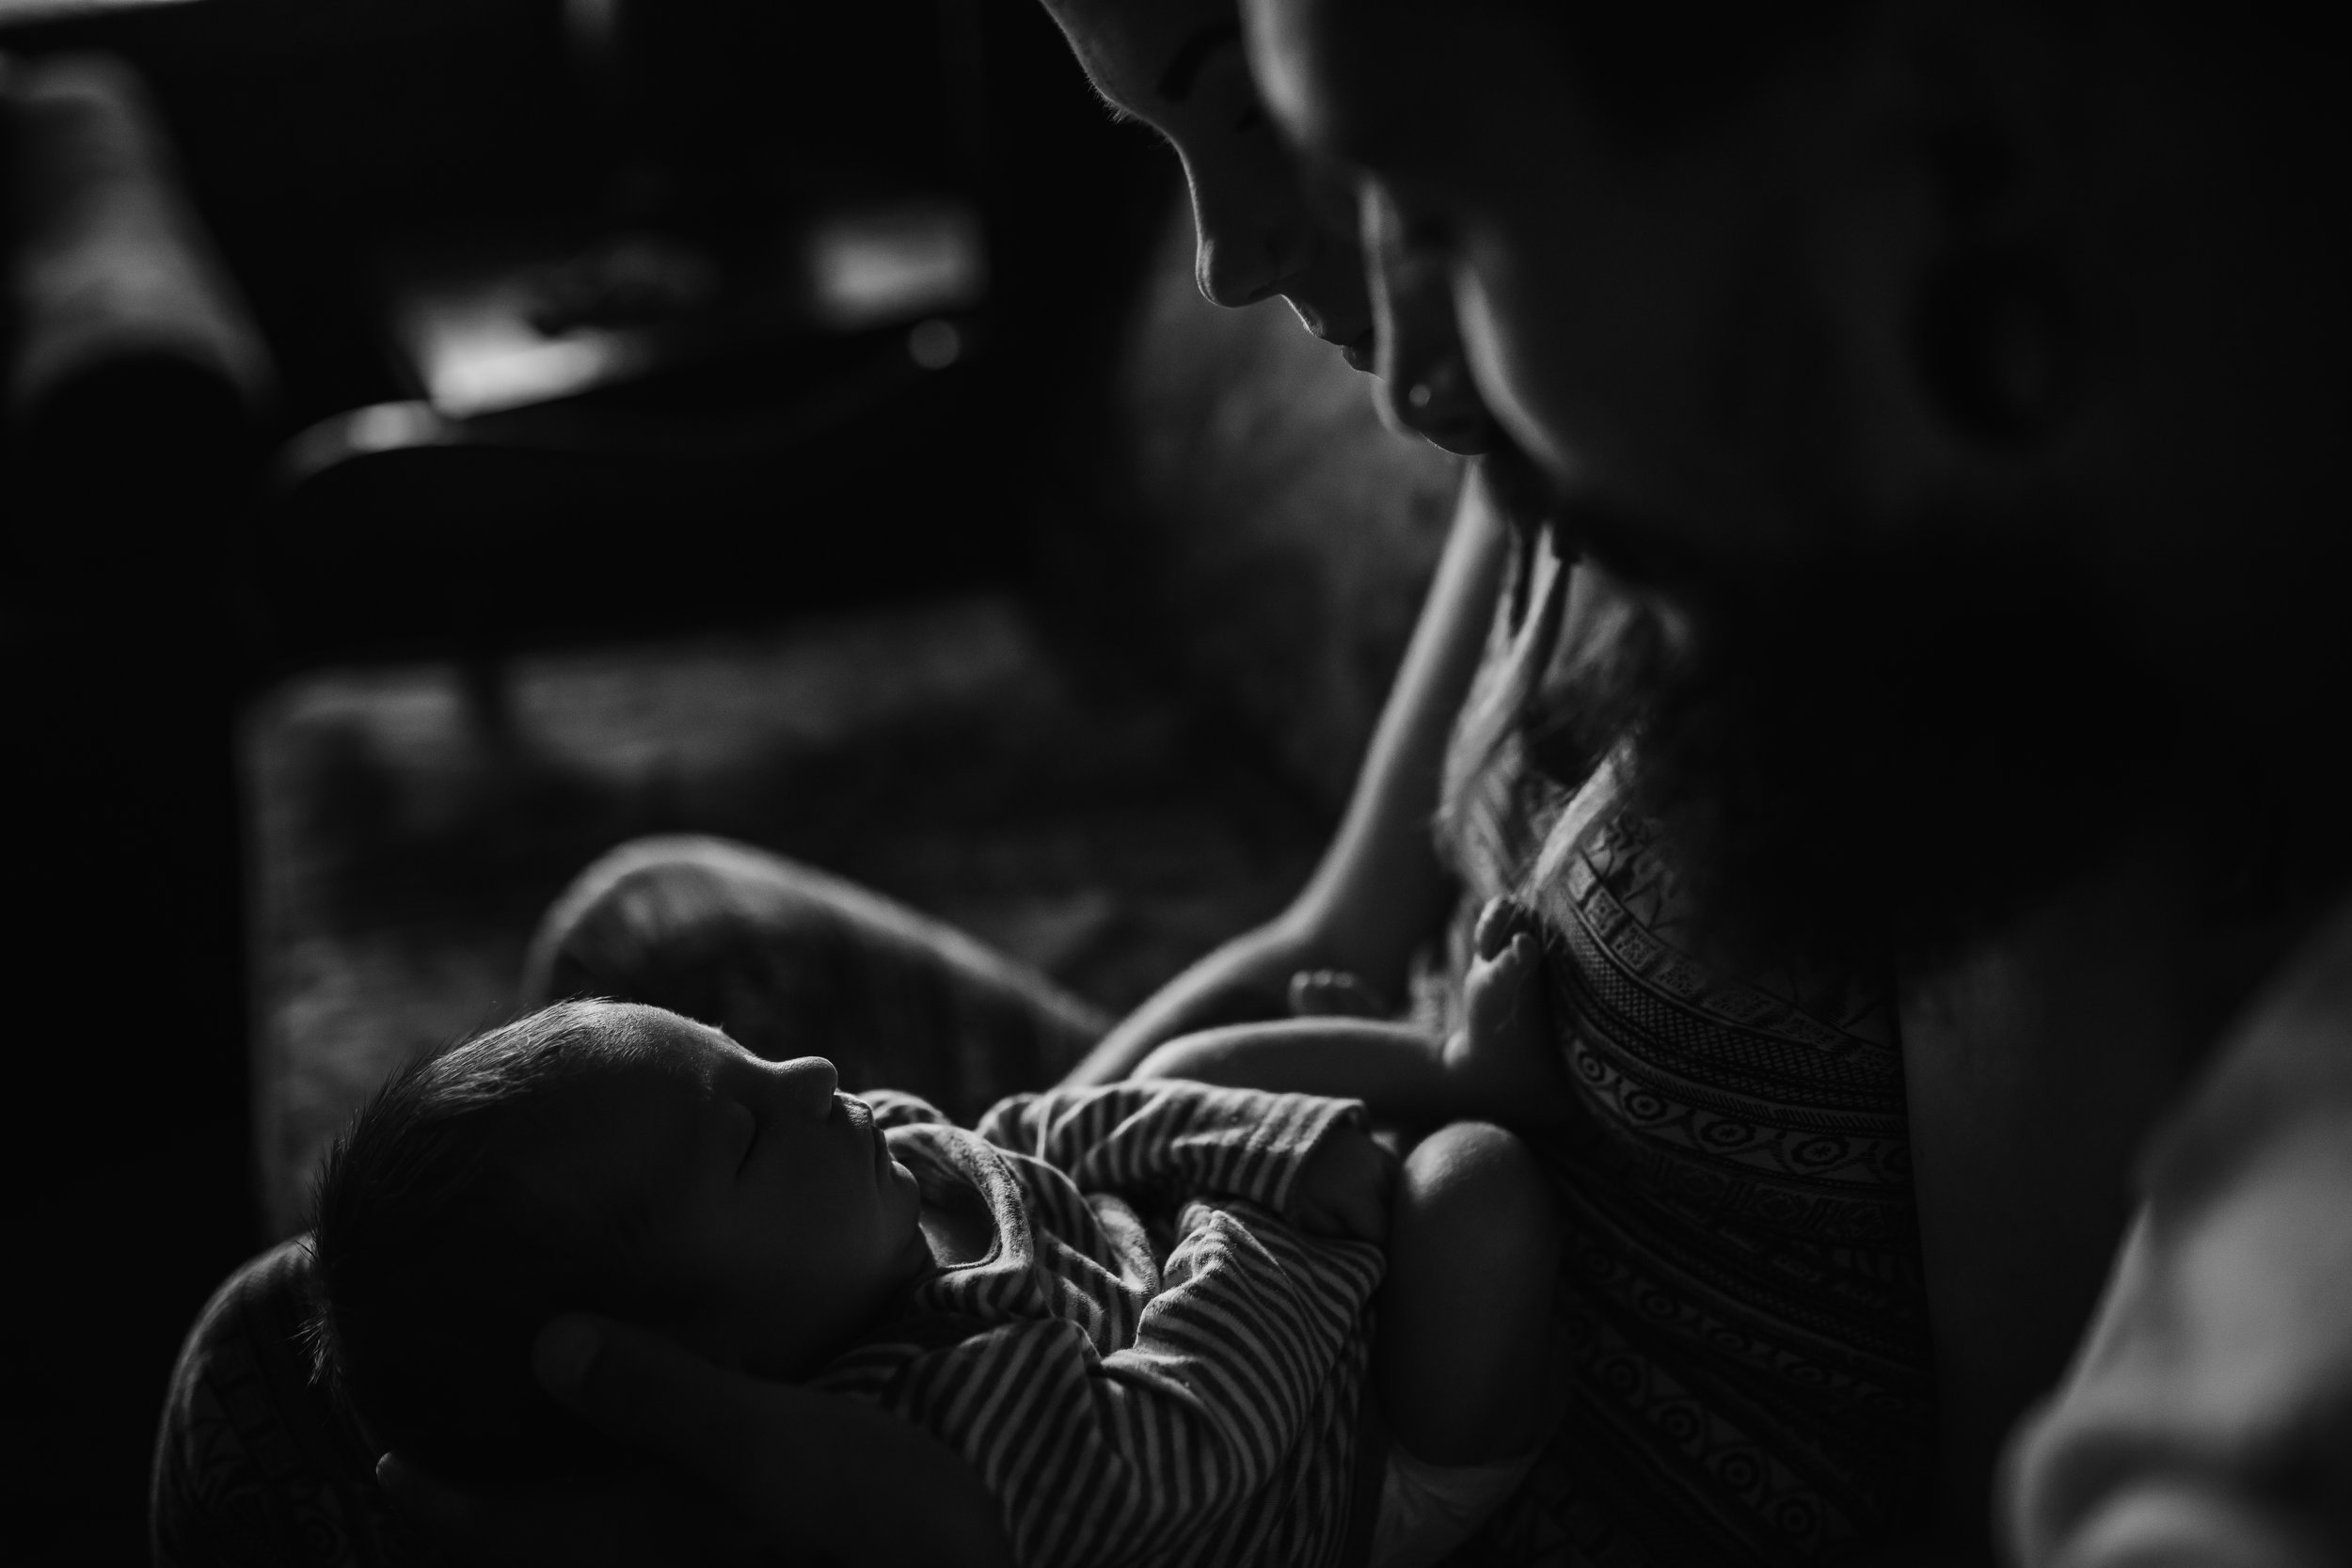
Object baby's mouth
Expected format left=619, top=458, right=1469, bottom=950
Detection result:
left=845, top=1097, right=887, bottom=1170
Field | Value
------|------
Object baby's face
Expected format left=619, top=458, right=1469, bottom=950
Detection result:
left=554, top=1006, right=928, bottom=1376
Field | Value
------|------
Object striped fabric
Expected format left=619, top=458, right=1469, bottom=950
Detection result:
left=811, top=1082, right=1388, bottom=1568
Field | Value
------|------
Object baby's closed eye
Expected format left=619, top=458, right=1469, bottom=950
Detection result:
left=732, top=1103, right=759, bottom=1176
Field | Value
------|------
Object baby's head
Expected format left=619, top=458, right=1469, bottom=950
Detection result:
left=309, top=999, right=925, bottom=1484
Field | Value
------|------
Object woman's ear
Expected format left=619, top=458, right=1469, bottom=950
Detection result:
left=1873, top=0, right=2090, bottom=453
left=1909, top=241, right=2075, bottom=449
left=1801, top=0, right=2092, bottom=487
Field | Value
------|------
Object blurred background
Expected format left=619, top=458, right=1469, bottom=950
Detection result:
left=0, top=0, right=1456, bottom=1557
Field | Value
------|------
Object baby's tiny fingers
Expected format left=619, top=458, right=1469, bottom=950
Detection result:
left=1473, top=895, right=1532, bottom=959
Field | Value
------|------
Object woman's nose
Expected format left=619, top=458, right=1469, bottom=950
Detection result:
left=1188, top=162, right=1319, bottom=310
left=1194, top=220, right=1311, bottom=309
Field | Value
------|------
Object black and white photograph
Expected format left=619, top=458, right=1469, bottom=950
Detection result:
left=5, top=0, right=2345, bottom=1563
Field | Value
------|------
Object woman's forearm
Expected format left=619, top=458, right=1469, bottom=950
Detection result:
left=1133, top=1018, right=1460, bottom=1124
left=1286, top=472, right=1508, bottom=995
left=1059, top=919, right=1322, bottom=1085
left=1065, top=475, right=1508, bottom=1090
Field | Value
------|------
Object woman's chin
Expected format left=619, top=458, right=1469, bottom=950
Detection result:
left=1374, top=394, right=1495, bottom=455
left=1415, top=420, right=1496, bottom=456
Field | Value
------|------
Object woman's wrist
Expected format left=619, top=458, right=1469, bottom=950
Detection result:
left=1062, top=921, right=1324, bottom=1085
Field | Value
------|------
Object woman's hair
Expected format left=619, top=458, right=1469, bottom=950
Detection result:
left=305, top=1003, right=687, bottom=1486
left=1435, top=493, right=1664, bottom=901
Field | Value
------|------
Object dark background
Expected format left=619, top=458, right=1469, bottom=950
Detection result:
left=1, top=0, right=1184, bottom=1557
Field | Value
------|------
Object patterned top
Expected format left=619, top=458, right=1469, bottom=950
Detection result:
left=810, top=1081, right=1387, bottom=1568
left=1441, top=527, right=1937, bottom=1566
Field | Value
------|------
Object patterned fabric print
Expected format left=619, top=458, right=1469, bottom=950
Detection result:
left=813, top=1082, right=1386, bottom=1568
left=1438, top=538, right=1934, bottom=1567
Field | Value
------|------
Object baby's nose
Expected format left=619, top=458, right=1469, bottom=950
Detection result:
left=776, top=1054, right=839, bottom=1110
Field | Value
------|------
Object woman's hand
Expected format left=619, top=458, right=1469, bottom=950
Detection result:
left=379, top=1316, right=1013, bottom=1568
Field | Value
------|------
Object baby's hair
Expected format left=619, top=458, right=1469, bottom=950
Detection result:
left=306, top=1000, right=689, bottom=1486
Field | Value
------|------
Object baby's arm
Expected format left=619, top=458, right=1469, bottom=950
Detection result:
left=1137, top=897, right=1579, bottom=1127
left=875, top=1202, right=1387, bottom=1568
left=907, top=1089, right=1394, bottom=1568
left=977, top=1077, right=1371, bottom=1220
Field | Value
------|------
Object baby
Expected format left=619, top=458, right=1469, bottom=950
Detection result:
left=309, top=907, right=1564, bottom=1568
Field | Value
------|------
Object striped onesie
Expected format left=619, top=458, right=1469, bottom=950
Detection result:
left=810, top=1080, right=1388, bottom=1568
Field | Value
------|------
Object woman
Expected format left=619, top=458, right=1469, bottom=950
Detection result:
left=1232, top=3, right=2352, bottom=1567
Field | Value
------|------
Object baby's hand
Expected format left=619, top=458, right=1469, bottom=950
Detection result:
left=1443, top=897, right=1555, bottom=1102
left=1288, top=1127, right=1397, bottom=1244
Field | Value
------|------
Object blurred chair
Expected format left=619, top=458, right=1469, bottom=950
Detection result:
left=1, top=55, right=277, bottom=1566
left=3, top=49, right=273, bottom=609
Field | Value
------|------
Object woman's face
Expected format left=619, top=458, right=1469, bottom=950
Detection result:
left=1243, top=0, right=1880, bottom=579
left=1040, top=0, right=1490, bottom=453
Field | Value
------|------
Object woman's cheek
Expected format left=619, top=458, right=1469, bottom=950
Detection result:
left=1454, top=261, right=1582, bottom=485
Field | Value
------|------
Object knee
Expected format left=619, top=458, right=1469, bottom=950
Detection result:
left=523, top=834, right=819, bottom=1006
left=1400, top=1121, right=1557, bottom=1264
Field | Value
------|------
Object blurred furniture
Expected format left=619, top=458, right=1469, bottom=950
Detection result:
left=234, top=0, right=1010, bottom=666
left=253, top=307, right=998, bottom=662
left=0, top=46, right=273, bottom=1568
left=3, top=48, right=272, bottom=589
